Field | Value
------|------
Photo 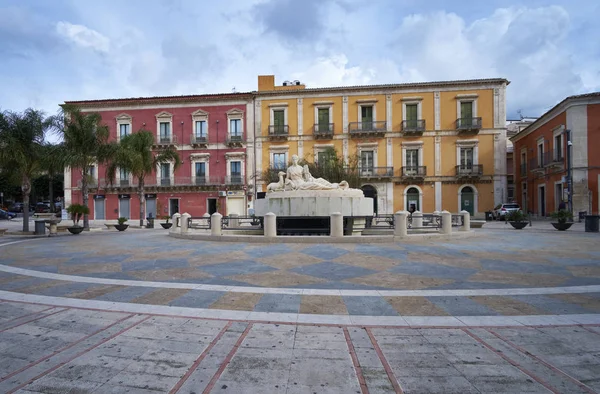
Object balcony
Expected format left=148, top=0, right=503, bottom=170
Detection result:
left=77, top=179, right=98, bottom=189
left=455, top=165, right=483, bottom=178
left=401, top=120, right=426, bottom=135
left=348, top=121, right=387, bottom=138
left=529, top=157, right=545, bottom=175
left=313, top=123, right=334, bottom=139
left=358, top=167, right=394, bottom=179
left=153, top=134, right=178, bottom=147
left=225, top=175, right=244, bottom=185
left=544, top=150, right=564, bottom=169
left=455, top=117, right=482, bottom=132
left=520, top=163, right=527, bottom=177
left=401, top=166, right=427, bottom=180
left=119, top=179, right=130, bottom=187
left=225, top=134, right=244, bottom=147
left=268, top=125, right=289, bottom=140
left=190, top=134, right=208, bottom=147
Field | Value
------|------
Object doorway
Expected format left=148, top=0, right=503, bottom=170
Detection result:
left=94, top=198, right=105, bottom=220
left=207, top=198, right=217, bottom=215
left=119, top=198, right=130, bottom=219
left=361, top=185, right=377, bottom=215
left=169, top=198, right=179, bottom=216
left=146, top=198, right=156, bottom=219
left=460, top=186, right=474, bottom=216
left=406, top=187, right=420, bottom=212
left=539, top=186, right=546, bottom=217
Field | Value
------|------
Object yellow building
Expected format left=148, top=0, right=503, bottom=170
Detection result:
left=253, top=75, right=509, bottom=217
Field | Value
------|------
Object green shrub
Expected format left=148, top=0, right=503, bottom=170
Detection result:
left=551, top=210, right=573, bottom=224
left=66, top=204, right=89, bottom=226
left=506, top=210, right=528, bottom=223
left=117, top=217, right=128, bottom=225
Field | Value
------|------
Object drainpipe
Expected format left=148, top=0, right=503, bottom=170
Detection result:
left=566, top=129, right=573, bottom=216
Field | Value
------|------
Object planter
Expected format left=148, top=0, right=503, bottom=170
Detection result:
left=160, top=223, right=172, bottom=229
left=67, top=226, right=85, bottom=235
left=551, top=222, right=573, bottom=231
left=114, top=224, right=129, bottom=232
left=509, top=221, right=528, bottom=230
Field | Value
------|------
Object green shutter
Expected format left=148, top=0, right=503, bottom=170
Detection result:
left=361, top=106, right=373, bottom=122
left=461, top=102, right=473, bottom=119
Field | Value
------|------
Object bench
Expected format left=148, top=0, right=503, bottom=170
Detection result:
left=33, top=213, right=58, bottom=220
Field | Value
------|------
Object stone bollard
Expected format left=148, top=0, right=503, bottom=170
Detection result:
left=264, top=212, right=277, bottom=238
left=49, top=221, right=58, bottom=237
left=330, top=212, right=343, bottom=237
left=181, top=213, right=190, bottom=233
left=441, top=210, right=452, bottom=234
left=171, top=213, right=181, bottom=233
left=229, top=213, right=239, bottom=229
left=211, top=212, right=223, bottom=236
left=433, top=210, right=440, bottom=216
left=412, top=210, right=423, bottom=228
left=394, top=211, right=408, bottom=237
left=460, top=210, right=470, bottom=232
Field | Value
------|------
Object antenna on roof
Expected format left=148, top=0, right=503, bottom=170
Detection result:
left=517, top=110, right=523, bottom=120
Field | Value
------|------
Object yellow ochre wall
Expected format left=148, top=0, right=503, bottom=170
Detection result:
left=347, top=95, right=387, bottom=123
left=440, top=90, right=494, bottom=130
left=301, top=97, right=344, bottom=136
left=390, top=93, right=435, bottom=131
left=261, top=99, right=298, bottom=136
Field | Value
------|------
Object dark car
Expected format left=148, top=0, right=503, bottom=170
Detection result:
left=0, top=209, right=17, bottom=220
left=34, top=203, right=51, bottom=213
left=9, top=203, right=24, bottom=213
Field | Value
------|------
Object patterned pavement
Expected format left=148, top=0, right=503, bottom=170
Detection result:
left=0, top=228, right=599, bottom=318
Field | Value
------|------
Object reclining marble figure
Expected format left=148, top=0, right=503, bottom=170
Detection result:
left=267, top=154, right=349, bottom=192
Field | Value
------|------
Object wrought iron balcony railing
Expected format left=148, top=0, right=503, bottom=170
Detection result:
left=401, top=166, right=427, bottom=177
left=455, top=117, right=482, bottom=131
left=268, top=125, right=289, bottom=137
left=190, top=134, right=208, bottom=145
left=154, top=134, right=178, bottom=145
left=226, top=134, right=244, bottom=146
left=348, top=121, right=387, bottom=134
left=358, top=166, right=394, bottom=178
left=455, top=165, right=483, bottom=177
left=225, top=175, right=244, bottom=185
left=401, top=120, right=426, bottom=134
left=313, top=123, right=334, bottom=138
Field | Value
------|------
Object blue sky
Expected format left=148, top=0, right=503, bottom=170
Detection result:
left=1, top=0, right=599, bottom=120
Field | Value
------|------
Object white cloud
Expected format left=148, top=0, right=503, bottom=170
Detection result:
left=55, top=21, right=110, bottom=53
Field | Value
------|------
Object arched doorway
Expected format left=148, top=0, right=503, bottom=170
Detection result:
left=361, top=185, right=377, bottom=215
left=406, top=187, right=420, bottom=212
left=460, top=186, right=475, bottom=215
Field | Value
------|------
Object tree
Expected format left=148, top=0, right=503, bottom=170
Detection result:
left=52, top=105, right=115, bottom=230
left=0, top=109, right=48, bottom=232
left=106, top=130, right=180, bottom=227
left=39, top=143, right=66, bottom=213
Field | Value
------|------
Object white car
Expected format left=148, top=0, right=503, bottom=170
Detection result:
left=493, top=203, right=520, bottom=220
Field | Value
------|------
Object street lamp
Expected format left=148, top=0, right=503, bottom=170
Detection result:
left=565, top=129, right=573, bottom=215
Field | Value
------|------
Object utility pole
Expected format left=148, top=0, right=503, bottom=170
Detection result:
left=566, top=129, right=573, bottom=215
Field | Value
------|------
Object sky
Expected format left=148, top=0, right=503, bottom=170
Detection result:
left=1, top=0, right=599, bottom=121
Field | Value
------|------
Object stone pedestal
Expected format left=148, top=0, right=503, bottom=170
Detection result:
left=330, top=212, right=343, bottom=237
left=412, top=211, right=423, bottom=228
left=460, top=210, right=470, bottom=232
left=211, top=213, right=222, bottom=236
left=441, top=211, right=452, bottom=234
left=181, top=213, right=190, bottom=233
left=394, top=211, right=408, bottom=237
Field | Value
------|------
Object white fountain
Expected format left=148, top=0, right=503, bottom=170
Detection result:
left=254, top=155, right=374, bottom=235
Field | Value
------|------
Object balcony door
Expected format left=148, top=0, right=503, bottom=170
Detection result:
left=318, top=108, right=330, bottom=132
left=405, top=104, right=418, bottom=129
left=195, top=121, right=206, bottom=139
left=460, top=148, right=473, bottom=170
left=159, top=122, right=170, bottom=142
left=406, top=149, right=419, bottom=174
left=195, top=162, right=206, bottom=185
left=361, top=106, right=373, bottom=130
left=273, top=110, right=285, bottom=134
left=160, top=163, right=171, bottom=186
left=460, top=102, right=473, bottom=126
left=230, top=161, right=242, bottom=184
left=230, top=119, right=242, bottom=139
left=273, top=153, right=287, bottom=170
left=361, top=151, right=374, bottom=175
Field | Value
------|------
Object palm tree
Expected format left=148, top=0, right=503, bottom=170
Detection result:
left=106, top=130, right=180, bottom=227
left=53, top=105, right=115, bottom=230
left=0, top=109, right=48, bottom=232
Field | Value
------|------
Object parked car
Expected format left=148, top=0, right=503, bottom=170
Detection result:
left=0, top=209, right=17, bottom=220
left=34, top=203, right=51, bottom=213
left=9, top=203, right=24, bottom=213
left=493, top=203, right=521, bottom=220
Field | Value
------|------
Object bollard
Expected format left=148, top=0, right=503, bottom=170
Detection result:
left=441, top=210, right=452, bottom=234
left=229, top=213, right=239, bottom=229
left=171, top=213, right=181, bottom=233
left=433, top=210, right=440, bottom=216
left=49, top=221, right=58, bottom=237
left=394, top=211, right=408, bottom=237
left=211, top=212, right=223, bottom=236
left=460, top=210, right=470, bottom=232
left=330, top=212, right=343, bottom=237
left=412, top=210, right=423, bottom=228
left=264, top=212, right=277, bottom=238
left=181, top=213, right=191, bottom=233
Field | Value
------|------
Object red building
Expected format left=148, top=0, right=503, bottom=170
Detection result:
left=64, top=93, right=255, bottom=221
left=511, top=93, right=600, bottom=217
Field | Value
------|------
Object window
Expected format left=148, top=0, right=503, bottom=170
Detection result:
left=88, top=165, right=96, bottom=179
left=273, top=153, right=287, bottom=170
left=554, top=134, right=563, bottom=161
left=119, top=168, right=129, bottom=186
left=160, top=163, right=170, bottom=185
left=361, top=106, right=373, bottom=129
left=537, top=143, right=544, bottom=166
left=273, top=110, right=285, bottom=133
left=460, top=148, right=473, bottom=168
left=361, top=150, right=374, bottom=173
left=195, top=162, right=206, bottom=185
left=230, top=119, right=242, bottom=137
left=119, top=124, right=130, bottom=138
left=460, top=102, right=473, bottom=125
left=406, top=149, right=419, bottom=169
left=405, top=104, right=418, bottom=128
left=318, top=108, right=330, bottom=131
left=230, top=161, right=242, bottom=184
left=160, top=122, right=171, bottom=142
left=195, top=121, right=206, bottom=138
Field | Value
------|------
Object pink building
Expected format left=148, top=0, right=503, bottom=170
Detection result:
left=63, top=93, right=255, bottom=221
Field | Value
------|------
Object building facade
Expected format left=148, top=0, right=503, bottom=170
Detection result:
left=511, top=93, right=600, bottom=217
left=64, top=93, right=255, bottom=221
left=254, top=75, right=509, bottom=217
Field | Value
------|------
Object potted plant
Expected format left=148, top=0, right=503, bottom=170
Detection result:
left=160, top=215, right=172, bottom=229
left=114, top=217, right=129, bottom=231
left=506, top=210, right=529, bottom=230
left=66, top=203, right=89, bottom=234
left=551, top=210, right=574, bottom=231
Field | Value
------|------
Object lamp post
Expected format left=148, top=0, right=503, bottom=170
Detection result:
left=565, top=129, right=573, bottom=215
